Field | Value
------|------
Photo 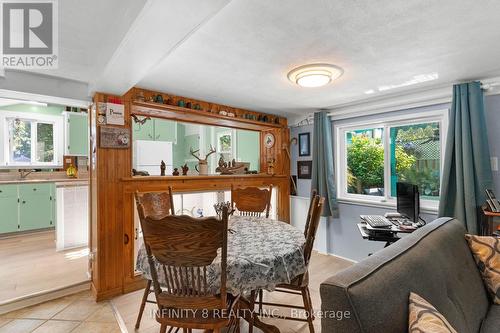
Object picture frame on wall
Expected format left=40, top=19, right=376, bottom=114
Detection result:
left=298, top=132, right=311, bottom=156
left=297, top=160, right=312, bottom=179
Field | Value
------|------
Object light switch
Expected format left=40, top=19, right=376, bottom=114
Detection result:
left=491, top=157, right=498, bottom=171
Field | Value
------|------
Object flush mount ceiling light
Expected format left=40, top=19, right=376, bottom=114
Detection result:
left=287, top=63, right=343, bottom=88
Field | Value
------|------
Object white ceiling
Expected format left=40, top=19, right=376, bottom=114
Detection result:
left=19, top=0, right=500, bottom=116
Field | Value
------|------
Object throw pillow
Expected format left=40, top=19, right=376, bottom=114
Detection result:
left=408, top=292, right=457, bottom=333
left=465, top=234, right=500, bottom=304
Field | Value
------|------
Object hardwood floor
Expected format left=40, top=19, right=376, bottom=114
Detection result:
left=0, top=231, right=89, bottom=303
left=111, top=251, right=354, bottom=333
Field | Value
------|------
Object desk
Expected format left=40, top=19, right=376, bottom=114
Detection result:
left=357, top=221, right=418, bottom=248
left=480, top=205, right=500, bottom=236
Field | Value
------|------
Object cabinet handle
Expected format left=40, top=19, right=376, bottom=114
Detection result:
left=156, top=134, right=160, bottom=139
left=33, top=188, right=37, bottom=191
left=22, top=200, right=26, bottom=204
left=135, top=228, right=138, bottom=240
left=124, top=234, right=130, bottom=245
left=0, top=190, right=2, bottom=193
left=148, top=134, right=152, bottom=139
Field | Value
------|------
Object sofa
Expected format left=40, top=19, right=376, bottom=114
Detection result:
left=320, top=217, right=499, bottom=333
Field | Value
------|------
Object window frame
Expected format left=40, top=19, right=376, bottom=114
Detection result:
left=334, top=109, right=448, bottom=212
left=0, top=111, right=64, bottom=168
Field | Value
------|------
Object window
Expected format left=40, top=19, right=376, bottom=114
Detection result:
left=1, top=112, right=63, bottom=167
left=336, top=111, right=447, bottom=210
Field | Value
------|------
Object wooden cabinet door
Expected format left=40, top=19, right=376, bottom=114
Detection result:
left=153, top=118, right=176, bottom=142
left=133, top=119, right=154, bottom=141
left=19, top=183, right=53, bottom=231
left=67, top=113, right=89, bottom=156
left=0, top=185, right=19, bottom=233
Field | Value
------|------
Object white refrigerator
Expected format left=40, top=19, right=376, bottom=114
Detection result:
left=133, top=140, right=173, bottom=175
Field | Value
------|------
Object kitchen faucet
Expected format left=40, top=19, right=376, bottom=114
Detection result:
left=19, top=169, right=35, bottom=179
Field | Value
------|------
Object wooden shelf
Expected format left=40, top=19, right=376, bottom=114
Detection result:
left=121, top=173, right=287, bottom=182
left=131, top=100, right=285, bottom=130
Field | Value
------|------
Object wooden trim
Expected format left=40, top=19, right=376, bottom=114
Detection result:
left=132, top=101, right=283, bottom=131
left=91, top=87, right=291, bottom=301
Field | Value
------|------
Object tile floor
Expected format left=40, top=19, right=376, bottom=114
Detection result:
left=0, top=290, right=122, bottom=333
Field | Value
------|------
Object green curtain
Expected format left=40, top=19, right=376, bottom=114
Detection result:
left=438, top=81, right=493, bottom=234
left=311, top=111, right=338, bottom=217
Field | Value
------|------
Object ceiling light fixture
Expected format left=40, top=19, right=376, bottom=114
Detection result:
left=288, top=63, right=343, bottom=88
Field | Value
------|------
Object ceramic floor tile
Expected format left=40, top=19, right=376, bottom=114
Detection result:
left=3, top=297, right=73, bottom=320
left=31, top=320, right=80, bottom=333
left=71, top=321, right=121, bottom=333
left=85, top=304, right=117, bottom=323
left=0, top=318, right=45, bottom=333
left=0, top=318, right=11, bottom=328
left=52, top=299, right=105, bottom=321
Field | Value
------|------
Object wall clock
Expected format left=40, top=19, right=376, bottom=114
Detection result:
left=264, top=133, right=275, bottom=149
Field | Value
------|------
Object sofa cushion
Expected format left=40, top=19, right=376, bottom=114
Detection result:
left=409, top=292, right=458, bottom=333
left=465, top=235, right=500, bottom=304
left=480, top=305, right=500, bottom=333
left=320, top=218, right=491, bottom=333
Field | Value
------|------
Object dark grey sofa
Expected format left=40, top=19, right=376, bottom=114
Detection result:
left=320, top=217, right=499, bottom=333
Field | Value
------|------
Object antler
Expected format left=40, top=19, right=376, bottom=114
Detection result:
left=190, top=147, right=201, bottom=161
left=205, top=145, right=216, bottom=159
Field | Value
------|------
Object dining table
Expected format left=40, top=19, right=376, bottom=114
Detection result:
left=136, top=215, right=307, bottom=333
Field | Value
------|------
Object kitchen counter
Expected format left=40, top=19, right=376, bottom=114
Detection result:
left=0, top=171, right=88, bottom=185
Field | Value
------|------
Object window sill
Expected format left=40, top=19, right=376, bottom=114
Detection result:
left=337, top=197, right=438, bottom=215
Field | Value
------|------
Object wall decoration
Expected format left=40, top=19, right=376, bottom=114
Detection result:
left=106, top=102, right=125, bottom=125
left=97, top=102, right=107, bottom=125
left=298, top=132, right=311, bottom=156
left=264, top=133, right=275, bottom=149
left=297, top=160, right=312, bottom=179
left=99, top=126, right=130, bottom=148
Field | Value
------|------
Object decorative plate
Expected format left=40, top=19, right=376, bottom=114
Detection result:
left=264, top=133, right=275, bottom=149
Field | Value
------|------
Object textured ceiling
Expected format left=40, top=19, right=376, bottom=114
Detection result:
left=19, top=0, right=500, bottom=116
left=138, top=0, right=500, bottom=115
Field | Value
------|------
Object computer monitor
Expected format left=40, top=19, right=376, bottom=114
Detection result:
left=397, top=182, right=420, bottom=222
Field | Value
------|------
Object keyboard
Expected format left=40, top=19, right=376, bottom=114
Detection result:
left=360, top=215, right=393, bottom=228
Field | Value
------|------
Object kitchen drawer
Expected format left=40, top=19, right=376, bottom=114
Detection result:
left=19, top=183, right=52, bottom=197
left=0, top=184, right=18, bottom=198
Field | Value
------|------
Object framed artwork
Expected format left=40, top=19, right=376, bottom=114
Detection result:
left=298, top=132, right=310, bottom=156
left=99, top=126, right=130, bottom=148
left=297, top=160, right=312, bottom=179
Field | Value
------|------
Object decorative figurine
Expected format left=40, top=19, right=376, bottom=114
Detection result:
left=172, top=168, right=180, bottom=176
left=132, top=169, right=149, bottom=176
left=160, top=160, right=166, bottom=176
left=181, top=163, right=189, bottom=176
left=154, top=94, right=164, bottom=104
left=190, top=145, right=217, bottom=175
left=194, top=104, right=201, bottom=110
left=178, top=100, right=185, bottom=107
left=186, top=101, right=192, bottom=109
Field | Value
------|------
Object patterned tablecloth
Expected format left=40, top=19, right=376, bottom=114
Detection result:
left=136, top=216, right=307, bottom=295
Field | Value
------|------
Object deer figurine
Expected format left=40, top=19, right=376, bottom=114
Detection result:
left=190, top=145, right=216, bottom=175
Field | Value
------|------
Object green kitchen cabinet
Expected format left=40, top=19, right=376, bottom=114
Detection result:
left=19, top=183, right=54, bottom=231
left=0, top=185, right=19, bottom=233
left=133, top=119, right=155, bottom=141
left=154, top=119, right=177, bottom=142
left=67, top=113, right=89, bottom=156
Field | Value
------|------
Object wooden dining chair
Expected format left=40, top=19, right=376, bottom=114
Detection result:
left=231, top=185, right=272, bottom=218
left=138, top=204, right=238, bottom=333
left=135, top=188, right=175, bottom=329
left=256, top=193, right=325, bottom=333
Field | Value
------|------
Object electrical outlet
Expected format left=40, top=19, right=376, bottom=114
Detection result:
left=491, top=157, right=498, bottom=171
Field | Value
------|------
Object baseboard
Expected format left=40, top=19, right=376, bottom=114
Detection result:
left=313, top=250, right=358, bottom=264
left=0, top=280, right=90, bottom=315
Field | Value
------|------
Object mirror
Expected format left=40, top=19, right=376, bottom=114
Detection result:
left=132, top=117, right=260, bottom=175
